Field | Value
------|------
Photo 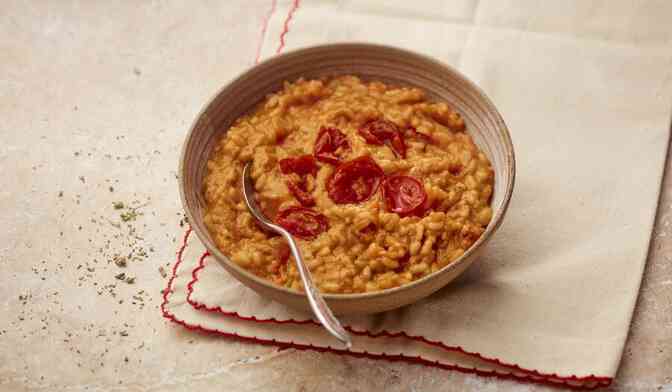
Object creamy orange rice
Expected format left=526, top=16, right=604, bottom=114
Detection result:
left=203, top=76, right=493, bottom=294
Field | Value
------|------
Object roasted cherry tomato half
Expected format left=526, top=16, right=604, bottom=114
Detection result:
left=279, top=155, right=319, bottom=206
left=358, top=119, right=407, bottom=158
left=389, top=133, right=407, bottom=158
left=275, top=207, right=329, bottom=239
left=326, top=156, right=385, bottom=204
left=285, top=181, right=315, bottom=207
left=278, top=155, right=318, bottom=177
left=278, top=243, right=290, bottom=265
left=314, top=126, right=350, bottom=165
left=381, top=175, right=429, bottom=217
left=358, top=119, right=397, bottom=144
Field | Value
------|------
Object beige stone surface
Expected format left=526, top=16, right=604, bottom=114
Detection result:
left=0, top=1, right=670, bottom=391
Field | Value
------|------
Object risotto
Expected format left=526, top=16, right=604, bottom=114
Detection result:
left=203, top=76, right=494, bottom=294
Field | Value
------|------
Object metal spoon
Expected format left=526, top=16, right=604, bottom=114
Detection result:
left=241, top=162, right=352, bottom=348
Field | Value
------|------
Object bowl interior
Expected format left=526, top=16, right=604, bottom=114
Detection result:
left=180, top=43, right=515, bottom=301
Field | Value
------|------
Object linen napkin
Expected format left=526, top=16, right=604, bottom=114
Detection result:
left=163, top=0, right=672, bottom=388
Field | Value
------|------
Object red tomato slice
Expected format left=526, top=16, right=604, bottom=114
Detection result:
left=358, top=119, right=406, bottom=158
left=382, top=175, right=429, bottom=217
left=327, top=156, right=384, bottom=204
left=276, top=207, right=329, bottom=239
left=279, top=155, right=318, bottom=177
left=314, top=126, right=350, bottom=164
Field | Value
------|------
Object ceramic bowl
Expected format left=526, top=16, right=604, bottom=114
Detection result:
left=179, top=43, right=515, bottom=315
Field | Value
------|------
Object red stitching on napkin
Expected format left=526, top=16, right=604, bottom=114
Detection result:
left=276, top=0, right=300, bottom=54
left=184, top=249, right=612, bottom=389
left=161, top=227, right=611, bottom=390
left=160, top=227, right=192, bottom=314
left=255, top=0, right=277, bottom=63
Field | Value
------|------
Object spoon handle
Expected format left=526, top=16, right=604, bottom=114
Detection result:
left=241, top=162, right=351, bottom=348
left=278, top=229, right=352, bottom=349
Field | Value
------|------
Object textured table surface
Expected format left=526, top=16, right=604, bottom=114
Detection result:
left=1, top=1, right=670, bottom=391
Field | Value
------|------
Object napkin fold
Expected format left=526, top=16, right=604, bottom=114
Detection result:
left=163, top=0, right=672, bottom=388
